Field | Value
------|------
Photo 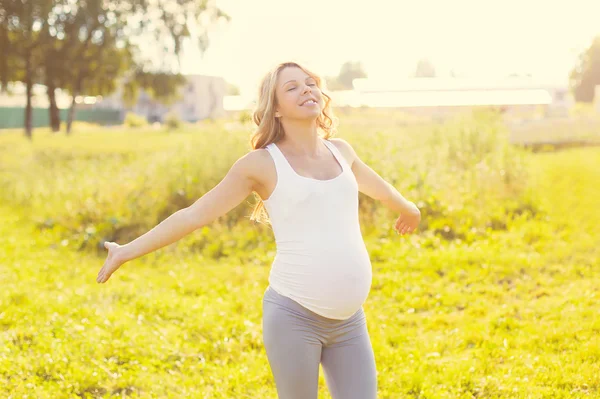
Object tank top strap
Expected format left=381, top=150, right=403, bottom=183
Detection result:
left=265, top=142, right=296, bottom=179
left=321, top=138, right=350, bottom=172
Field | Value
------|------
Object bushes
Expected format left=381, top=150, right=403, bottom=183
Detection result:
left=164, top=111, right=182, bottom=130
left=0, top=107, right=560, bottom=253
left=237, top=110, right=252, bottom=124
left=124, top=112, right=148, bottom=128
left=124, top=111, right=184, bottom=131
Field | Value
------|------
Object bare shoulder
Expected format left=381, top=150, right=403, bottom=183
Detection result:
left=237, top=147, right=272, bottom=178
left=328, top=137, right=357, bottom=167
left=235, top=147, right=275, bottom=197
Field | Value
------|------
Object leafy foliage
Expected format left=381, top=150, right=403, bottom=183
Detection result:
left=570, top=35, right=600, bottom=103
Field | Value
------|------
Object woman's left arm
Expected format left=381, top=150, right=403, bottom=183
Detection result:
left=331, top=138, right=421, bottom=234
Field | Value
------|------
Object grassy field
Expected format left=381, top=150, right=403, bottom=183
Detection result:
left=1, top=109, right=599, bottom=398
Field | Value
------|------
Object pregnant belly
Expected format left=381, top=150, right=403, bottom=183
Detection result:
left=270, top=246, right=373, bottom=319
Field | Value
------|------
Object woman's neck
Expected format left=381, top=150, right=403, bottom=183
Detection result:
left=278, top=121, right=321, bottom=155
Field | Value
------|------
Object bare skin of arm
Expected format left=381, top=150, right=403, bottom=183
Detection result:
left=97, top=150, right=267, bottom=283
left=330, top=138, right=421, bottom=235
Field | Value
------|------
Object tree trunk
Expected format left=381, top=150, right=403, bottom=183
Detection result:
left=47, top=80, right=60, bottom=132
left=66, top=92, right=77, bottom=135
left=0, top=26, right=7, bottom=92
left=67, top=75, right=85, bottom=135
left=24, top=54, right=33, bottom=140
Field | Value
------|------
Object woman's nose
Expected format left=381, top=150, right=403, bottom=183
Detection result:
left=302, top=85, right=312, bottom=94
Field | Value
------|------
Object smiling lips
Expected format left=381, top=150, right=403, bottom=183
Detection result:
left=300, top=99, right=318, bottom=106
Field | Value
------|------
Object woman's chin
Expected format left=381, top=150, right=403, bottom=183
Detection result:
left=303, top=113, right=320, bottom=121
left=289, top=108, right=322, bottom=121
left=300, top=107, right=321, bottom=117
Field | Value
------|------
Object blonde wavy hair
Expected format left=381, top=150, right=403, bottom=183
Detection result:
left=248, top=61, right=339, bottom=226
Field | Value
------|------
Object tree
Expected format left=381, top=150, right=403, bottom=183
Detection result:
left=30, top=1, right=118, bottom=134
left=570, top=36, right=600, bottom=103
left=64, top=40, right=132, bottom=134
left=325, top=61, right=367, bottom=91
left=324, top=76, right=344, bottom=91
left=414, top=58, right=436, bottom=78
left=0, top=1, right=20, bottom=92
left=0, top=0, right=54, bottom=139
left=1, top=0, right=230, bottom=137
left=39, top=0, right=102, bottom=132
left=226, top=81, right=240, bottom=95
left=338, top=61, right=367, bottom=89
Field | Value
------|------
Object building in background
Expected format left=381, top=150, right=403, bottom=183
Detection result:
left=223, top=76, right=576, bottom=120
left=95, top=74, right=226, bottom=123
left=348, top=77, right=573, bottom=117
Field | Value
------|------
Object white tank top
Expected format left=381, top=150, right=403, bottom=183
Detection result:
left=262, top=136, right=373, bottom=320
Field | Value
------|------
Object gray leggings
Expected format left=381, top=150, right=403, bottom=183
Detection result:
left=262, top=285, right=377, bottom=399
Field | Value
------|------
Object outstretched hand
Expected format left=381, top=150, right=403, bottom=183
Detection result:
left=97, top=241, right=126, bottom=283
left=394, top=206, right=421, bottom=236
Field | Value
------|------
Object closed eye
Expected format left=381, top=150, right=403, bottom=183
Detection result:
left=287, top=83, right=316, bottom=91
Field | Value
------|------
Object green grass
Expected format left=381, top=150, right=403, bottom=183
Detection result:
left=1, top=110, right=599, bottom=398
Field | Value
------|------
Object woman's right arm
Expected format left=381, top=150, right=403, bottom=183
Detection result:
left=97, top=151, right=262, bottom=283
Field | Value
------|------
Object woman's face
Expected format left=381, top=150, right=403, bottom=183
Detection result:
left=274, top=67, right=324, bottom=121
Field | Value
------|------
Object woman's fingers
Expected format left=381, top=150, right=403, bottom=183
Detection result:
left=97, top=270, right=110, bottom=284
left=97, top=265, right=107, bottom=283
left=394, top=214, right=419, bottom=236
left=395, top=222, right=416, bottom=235
left=97, top=248, right=114, bottom=283
left=397, top=222, right=406, bottom=234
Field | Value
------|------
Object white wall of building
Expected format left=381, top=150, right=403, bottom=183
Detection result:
left=94, top=74, right=226, bottom=122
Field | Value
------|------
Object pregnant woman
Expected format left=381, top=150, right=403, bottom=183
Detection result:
left=97, top=61, right=421, bottom=399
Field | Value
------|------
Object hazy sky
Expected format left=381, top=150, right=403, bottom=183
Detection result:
left=180, top=0, right=600, bottom=97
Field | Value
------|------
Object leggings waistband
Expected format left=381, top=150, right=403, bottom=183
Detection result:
left=263, top=285, right=364, bottom=324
